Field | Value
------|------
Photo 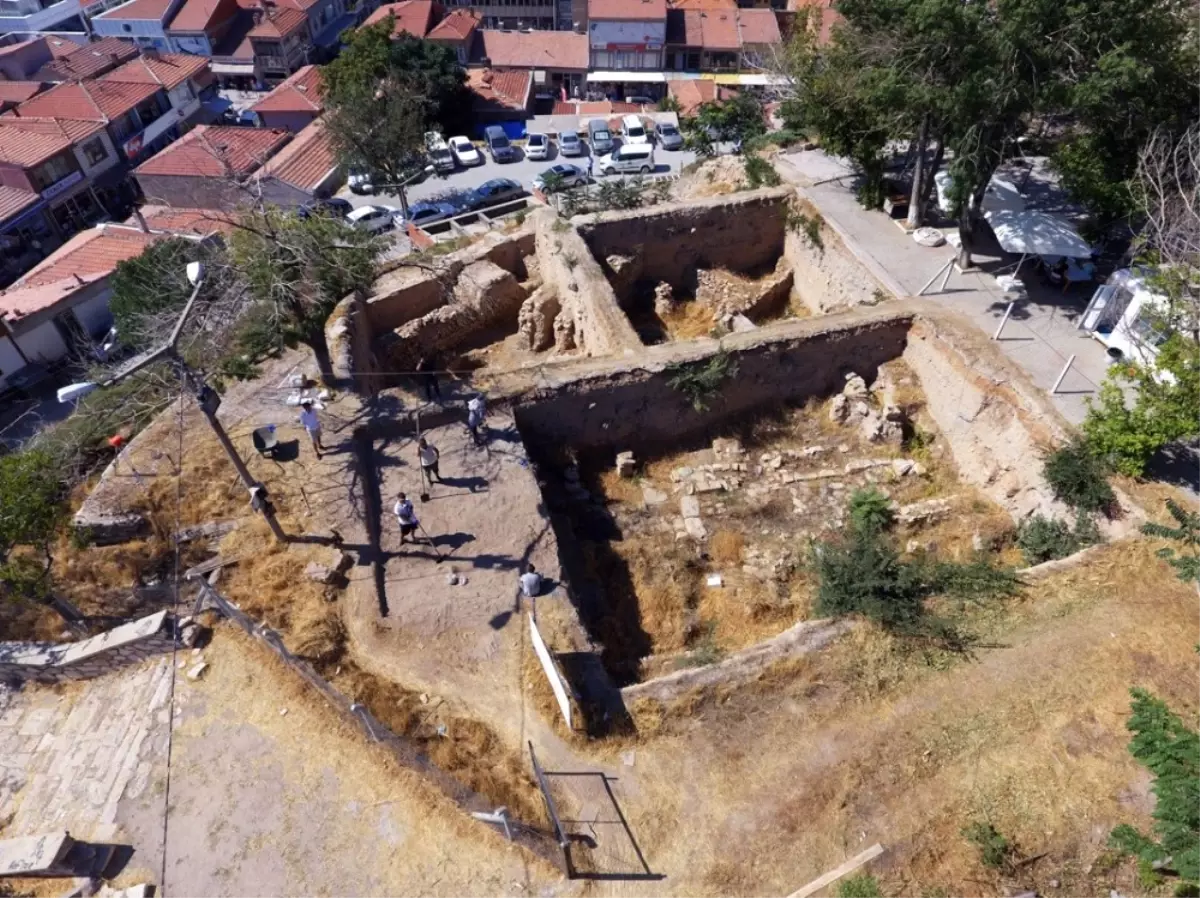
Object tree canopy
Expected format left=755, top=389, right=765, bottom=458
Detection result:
left=0, top=449, right=64, bottom=609
left=322, top=19, right=469, bottom=188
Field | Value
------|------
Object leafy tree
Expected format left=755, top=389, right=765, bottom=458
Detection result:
left=227, top=207, right=382, bottom=382
left=109, top=237, right=205, bottom=344
left=1082, top=334, right=1200, bottom=476
left=1042, top=439, right=1116, bottom=514
left=0, top=450, right=65, bottom=612
left=322, top=19, right=468, bottom=190
left=1109, top=689, right=1200, bottom=885
left=683, top=92, right=767, bottom=156
left=1141, top=500, right=1200, bottom=584
left=743, top=155, right=782, bottom=189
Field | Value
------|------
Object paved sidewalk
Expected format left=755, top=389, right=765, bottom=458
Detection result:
left=778, top=150, right=1112, bottom=425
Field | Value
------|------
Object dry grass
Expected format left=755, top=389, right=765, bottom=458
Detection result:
left=708, top=529, right=745, bottom=565
left=658, top=299, right=721, bottom=341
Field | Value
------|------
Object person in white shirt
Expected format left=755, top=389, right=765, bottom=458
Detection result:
left=394, top=492, right=419, bottom=544
left=519, top=563, right=542, bottom=598
left=467, top=395, right=487, bottom=446
left=299, top=400, right=323, bottom=458
left=417, top=437, right=441, bottom=483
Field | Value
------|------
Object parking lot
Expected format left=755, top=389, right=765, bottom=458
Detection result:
left=335, top=137, right=697, bottom=211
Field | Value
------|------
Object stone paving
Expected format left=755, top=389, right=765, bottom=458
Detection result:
left=0, top=658, right=172, bottom=843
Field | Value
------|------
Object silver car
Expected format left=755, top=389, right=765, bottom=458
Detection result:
left=655, top=122, right=684, bottom=150
left=559, top=130, right=585, bottom=157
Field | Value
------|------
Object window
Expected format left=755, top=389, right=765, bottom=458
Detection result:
left=33, top=154, right=75, bottom=190
left=122, top=23, right=131, bottom=31
left=81, top=138, right=108, bottom=166
left=168, top=82, right=193, bottom=107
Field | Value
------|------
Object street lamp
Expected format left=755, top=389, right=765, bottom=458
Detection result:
left=375, top=164, right=436, bottom=220
left=59, top=262, right=287, bottom=542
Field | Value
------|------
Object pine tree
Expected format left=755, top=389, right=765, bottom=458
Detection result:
left=1142, top=500, right=1200, bottom=584
left=1109, top=689, right=1200, bottom=884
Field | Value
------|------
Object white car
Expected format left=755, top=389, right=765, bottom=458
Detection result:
left=448, top=135, right=482, bottom=167
left=525, top=132, right=550, bottom=160
left=345, top=205, right=394, bottom=233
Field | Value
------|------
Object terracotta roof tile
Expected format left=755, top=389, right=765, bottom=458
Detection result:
left=0, top=186, right=41, bottom=225
left=737, top=7, right=780, bottom=44
left=258, top=117, right=336, bottom=191
left=665, top=8, right=700, bottom=43
left=666, top=78, right=715, bottom=114
left=13, top=78, right=162, bottom=122
left=167, top=0, right=238, bottom=31
left=134, top=204, right=236, bottom=235
left=97, top=0, right=175, bottom=21
left=363, top=0, right=436, bottom=38
left=586, top=0, right=666, bottom=21
left=427, top=8, right=479, bottom=41
left=34, top=38, right=139, bottom=81
left=474, top=29, right=589, bottom=70
left=248, top=6, right=309, bottom=38
left=0, top=82, right=47, bottom=107
left=249, top=64, right=323, bottom=115
left=0, top=122, right=73, bottom=167
left=100, top=52, right=209, bottom=90
left=44, top=36, right=87, bottom=58
left=467, top=68, right=530, bottom=113
left=0, top=116, right=106, bottom=143
left=668, top=0, right=735, bottom=9
left=135, top=124, right=291, bottom=177
left=698, top=8, right=739, bottom=48
left=1, top=225, right=160, bottom=321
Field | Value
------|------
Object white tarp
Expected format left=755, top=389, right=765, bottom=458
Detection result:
left=935, top=171, right=1026, bottom=215
left=529, top=613, right=572, bottom=729
left=984, top=209, right=1093, bottom=259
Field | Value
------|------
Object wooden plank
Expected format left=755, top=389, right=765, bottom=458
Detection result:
left=183, top=556, right=239, bottom=580
left=786, top=844, right=885, bottom=898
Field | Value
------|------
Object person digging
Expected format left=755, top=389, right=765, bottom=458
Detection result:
left=467, top=394, right=487, bottom=446
left=394, top=492, right=420, bottom=544
left=418, top=437, right=442, bottom=485
left=299, top=399, right=324, bottom=459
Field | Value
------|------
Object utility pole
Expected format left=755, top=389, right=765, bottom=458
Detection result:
left=62, top=262, right=287, bottom=542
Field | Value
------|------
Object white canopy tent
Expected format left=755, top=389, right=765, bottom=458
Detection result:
left=983, top=209, right=1093, bottom=260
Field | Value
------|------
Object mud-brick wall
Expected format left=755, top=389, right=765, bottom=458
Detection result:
left=576, top=186, right=793, bottom=290
left=327, top=291, right=378, bottom=393
left=513, top=312, right=912, bottom=454
left=783, top=221, right=895, bottom=314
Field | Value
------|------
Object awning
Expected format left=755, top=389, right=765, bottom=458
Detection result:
left=211, top=62, right=256, bottom=75
left=735, top=74, right=790, bottom=86
left=984, top=209, right=1093, bottom=259
left=588, top=71, right=666, bottom=83
left=202, top=96, right=232, bottom=118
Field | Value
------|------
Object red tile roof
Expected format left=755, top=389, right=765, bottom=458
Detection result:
left=0, top=185, right=41, bottom=225
left=475, top=29, right=589, bottom=70
left=737, top=7, right=781, bottom=44
left=700, top=8, right=739, bottom=48
left=550, top=99, right=642, bottom=115
left=665, top=8, right=699, bottom=43
left=363, top=0, right=436, bottom=38
left=166, top=0, right=238, bottom=30
left=668, top=0, right=735, bottom=8
left=249, top=64, right=323, bottom=115
left=427, top=8, right=479, bottom=41
left=44, top=36, right=86, bottom=58
left=1, top=225, right=160, bottom=322
left=467, top=68, right=530, bottom=113
left=666, top=77, right=715, bottom=114
left=587, top=0, right=666, bottom=21
left=0, top=116, right=106, bottom=143
left=0, top=81, right=46, bottom=107
left=134, top=204, right=236, bottom=235
left=100, top=52, right=209, bottom=90
left=97, top=0, right=175, bottom=21
left=135, top=124, right=291, bottom=177
left=258, top=117, right=336, bottom=191
left=249, top=6, right=309, bottom=38
left=0, top=122, right=73, bottom=167
left=34, top=38, right=139, bottom=81
left=13, top=79, right=162, bottom=123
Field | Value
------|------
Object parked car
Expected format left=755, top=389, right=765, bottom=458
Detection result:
left=559, top=130, right=585, bottom=157
left=525, top=132, right=550, bottom=160
left=347, top=167, right=374, bottom=194
left=625, top=95, right=654, bottom=106
left=654, top=122, right=684, bottom=150
left=620, top=114, right=649, bottom=145
left=596, top=144, right=655, bottom=176
left=299, top=197, right=353, bottom=219
left=345, top=205, right=394, bottom=232
left=425, top=131, right=456, bottom=174
left=470, top=178, right=524, bottom=208
left=484, top=125, right=517, bottom=162
left=448, top=135, right=482, bottom=167
left=587, top=119, right=614, bottom=155
left=403, top=201, right=458, bottom=228
left=534, top=163, right=587, bottom=192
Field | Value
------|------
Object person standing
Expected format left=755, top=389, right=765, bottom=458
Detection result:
left=394, top=492, right=419, bottom=544
left=519, top=563, right=543, bottom=598
left=417, top=355, right=442, bottom=403
left=299, top=399, right=323, bottom=459
left=418, top=437, right=442, bottom=484
left=587, top=153, right=594, bottom=181
left=466, top=394, right=487, bottom=446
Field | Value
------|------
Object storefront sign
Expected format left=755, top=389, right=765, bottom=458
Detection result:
left=122, top=133, right=145, bottom=159
left=41, top=169, right=83, bottom=202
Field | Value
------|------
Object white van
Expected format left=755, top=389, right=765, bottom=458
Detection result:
left=597, top=143, right=655, bottom=176
left=620, top=114, right=649, bottom=145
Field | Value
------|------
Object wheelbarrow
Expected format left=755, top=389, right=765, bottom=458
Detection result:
left=252, top=424, right=279, bottom=458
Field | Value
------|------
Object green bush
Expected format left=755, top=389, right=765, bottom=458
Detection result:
left=962, top=821, right=1013, bottom=870
left=1016, top=512, right=1102, bottom=565
left=848, top=487, right=895, bottom=535
left=743, top=154, right=782, bottom=188
left=666, top=351, right=738, bottom=411
left=837, top=874, right=881, bottom=898
left=1042, top=439, right=1116, bottom=514
left=1142, top=499, right=1200, bottom=584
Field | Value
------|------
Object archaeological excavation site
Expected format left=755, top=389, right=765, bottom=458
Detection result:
left=4, top=180, right=1193, bottom=898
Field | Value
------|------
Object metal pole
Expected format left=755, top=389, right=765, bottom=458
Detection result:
left=1051, top=354, right=1076, bottom=394
left=992, top=302, right=1015, bottom=340
left=939, top=256, right=954, bottom=292
left=917, top=259, right=953, bottom=296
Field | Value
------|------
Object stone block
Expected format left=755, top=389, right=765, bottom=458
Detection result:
left=679, top=495, right=701, bottom=519
left=615, top=451, right=636, bottom=478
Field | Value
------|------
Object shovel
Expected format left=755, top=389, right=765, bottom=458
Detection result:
left=416, top=409, right=431, bottom=502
